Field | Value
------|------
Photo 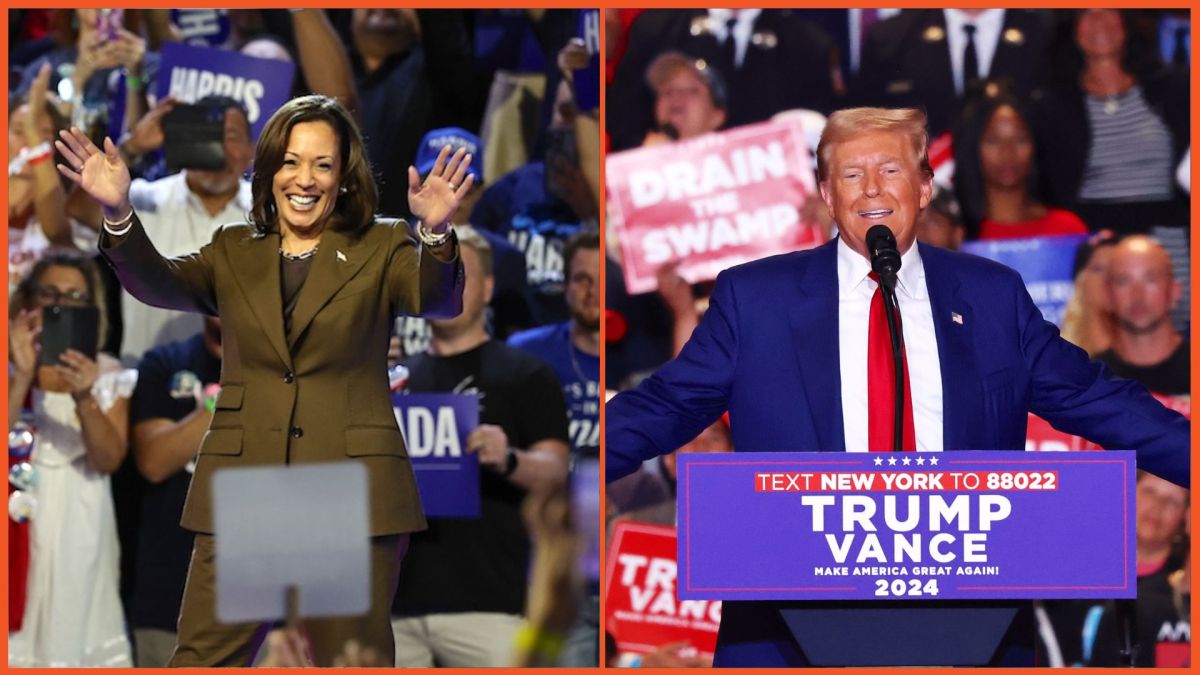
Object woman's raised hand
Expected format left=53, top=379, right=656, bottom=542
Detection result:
left=407, top=145, right=475, bottom=233
left=55, top=128, right=132, bottom=217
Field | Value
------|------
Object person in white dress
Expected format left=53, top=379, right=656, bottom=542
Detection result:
left=9, top=62, right=100, bottom=298
left=8, top=253, right=134, bottom=667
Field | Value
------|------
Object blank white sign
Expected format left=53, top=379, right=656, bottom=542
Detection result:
left=211, top=461, right=371, bottom=624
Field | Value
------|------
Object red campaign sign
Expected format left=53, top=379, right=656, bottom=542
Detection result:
left=604, top=521, right=720, bottom=658
left=1025, top=414, right=1100, bottom=452
left=1025, top=394, right=1189, bottom=452
left=607, top=120, right=826, bottom=294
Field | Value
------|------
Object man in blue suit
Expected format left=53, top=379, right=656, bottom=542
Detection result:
left=605, top=107, right=1189, bottom=666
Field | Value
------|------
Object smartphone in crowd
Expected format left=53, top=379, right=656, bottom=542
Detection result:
left=38, top=305, right=99, bottom=366
left=96, top=9, right=124, bottom=42
left=162, top=103, right=228, bottom=172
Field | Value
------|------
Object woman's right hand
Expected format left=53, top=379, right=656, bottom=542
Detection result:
left=55, top=127, right=132, bottom=216
left=10, top=309, right=41, bottom=380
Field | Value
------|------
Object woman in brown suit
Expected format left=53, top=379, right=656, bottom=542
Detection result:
left=55, top=95, right=472, bottom=666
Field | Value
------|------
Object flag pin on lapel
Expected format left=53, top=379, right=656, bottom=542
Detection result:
left=336, top=250, right=347, bottom=262
left=951, top=312, right=964, bottom=325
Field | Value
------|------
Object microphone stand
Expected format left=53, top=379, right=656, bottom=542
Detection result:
left=878, top=274, right=905, bottom=452
left=866, top=224, right=906, bottom=452
left=1114, top=599, right=1138, bottom=666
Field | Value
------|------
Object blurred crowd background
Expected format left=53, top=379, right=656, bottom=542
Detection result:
left=8, top=7, right=600, bottom=668
left=604, top=7, right=1189, bottom=668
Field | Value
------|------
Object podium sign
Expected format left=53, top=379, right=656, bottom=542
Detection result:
left=677, top=451, right=1135, bottom=601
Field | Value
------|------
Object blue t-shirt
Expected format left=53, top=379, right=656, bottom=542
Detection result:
left=507, top=322, right=599, bottom=458
left=128, top=333, right=218, bottom=630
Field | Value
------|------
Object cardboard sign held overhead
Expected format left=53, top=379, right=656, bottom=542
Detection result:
left=607, top=119, right=825, bottom=294
left=156, top=42, right=296, bottom=141
left=212, top=462, right=371, bottom=624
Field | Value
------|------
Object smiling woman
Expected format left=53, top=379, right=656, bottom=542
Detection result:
left=248, top=97, right=379, bottom=254
left=271, top=121, right=342, bottom=242
left=52, top=93, right=474, bottom=667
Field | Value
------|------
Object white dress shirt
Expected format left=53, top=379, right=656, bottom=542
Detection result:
left=707, top=9, right=762, bottom=69
left=837, top=237, right=944, bottom=452
left=943, top=8, right=1006, bottom=95
left=120, top=171, right=252, bottom=365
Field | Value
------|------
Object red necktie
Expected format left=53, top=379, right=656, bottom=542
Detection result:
left=867, top=272, right=916, bottom=451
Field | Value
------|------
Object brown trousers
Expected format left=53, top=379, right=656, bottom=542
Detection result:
left=169, top=533, right=407, bottom=667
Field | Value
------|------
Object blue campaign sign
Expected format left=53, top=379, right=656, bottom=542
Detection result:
left=170, top=10, right=232, bottom=48
left=156, top=42, right=295, bottom=141
left=961, top=235, right=1086, bottom=326
left=574, top=9, right=601, bottom=112
left=676, top=451, right=1135, bottom=601
left=392, top=393, right=481, bottom=518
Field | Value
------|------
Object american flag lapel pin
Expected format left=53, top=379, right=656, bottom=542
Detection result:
left=951, top=312, right=964, bottom=325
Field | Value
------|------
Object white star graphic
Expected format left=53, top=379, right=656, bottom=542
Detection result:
left=929, top=457, right=939, bottom=466
left=916, top=456, right=925, bottom=466
left=873, top=457, right=884, bottom=466
left=902, top=456, right=912, bottom=466
left=888, top=456, right=898, bottom=466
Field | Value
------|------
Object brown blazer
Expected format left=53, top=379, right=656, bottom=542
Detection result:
left=101, top=216, right=465, bottom=536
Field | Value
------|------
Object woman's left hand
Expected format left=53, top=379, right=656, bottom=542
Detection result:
left=56, top=349, right=100, bottom=400
left=407, top=145, right=475, bottom=233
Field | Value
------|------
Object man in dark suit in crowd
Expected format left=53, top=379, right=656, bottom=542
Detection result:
left=854, top=9, right=1049, bottom=137
left=607, top=9, right=840, bottom=151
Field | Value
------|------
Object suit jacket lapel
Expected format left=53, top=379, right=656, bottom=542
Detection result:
left=920, top=244, right=978, bottom=451
left=788, top=239, right=845, bottom=452
left=228, top=231, right=291, bottom=368
left=287, top=227, right=377, bottom=350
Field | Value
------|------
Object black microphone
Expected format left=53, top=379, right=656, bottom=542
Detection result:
left=866, top=224, right=902, bottom=292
